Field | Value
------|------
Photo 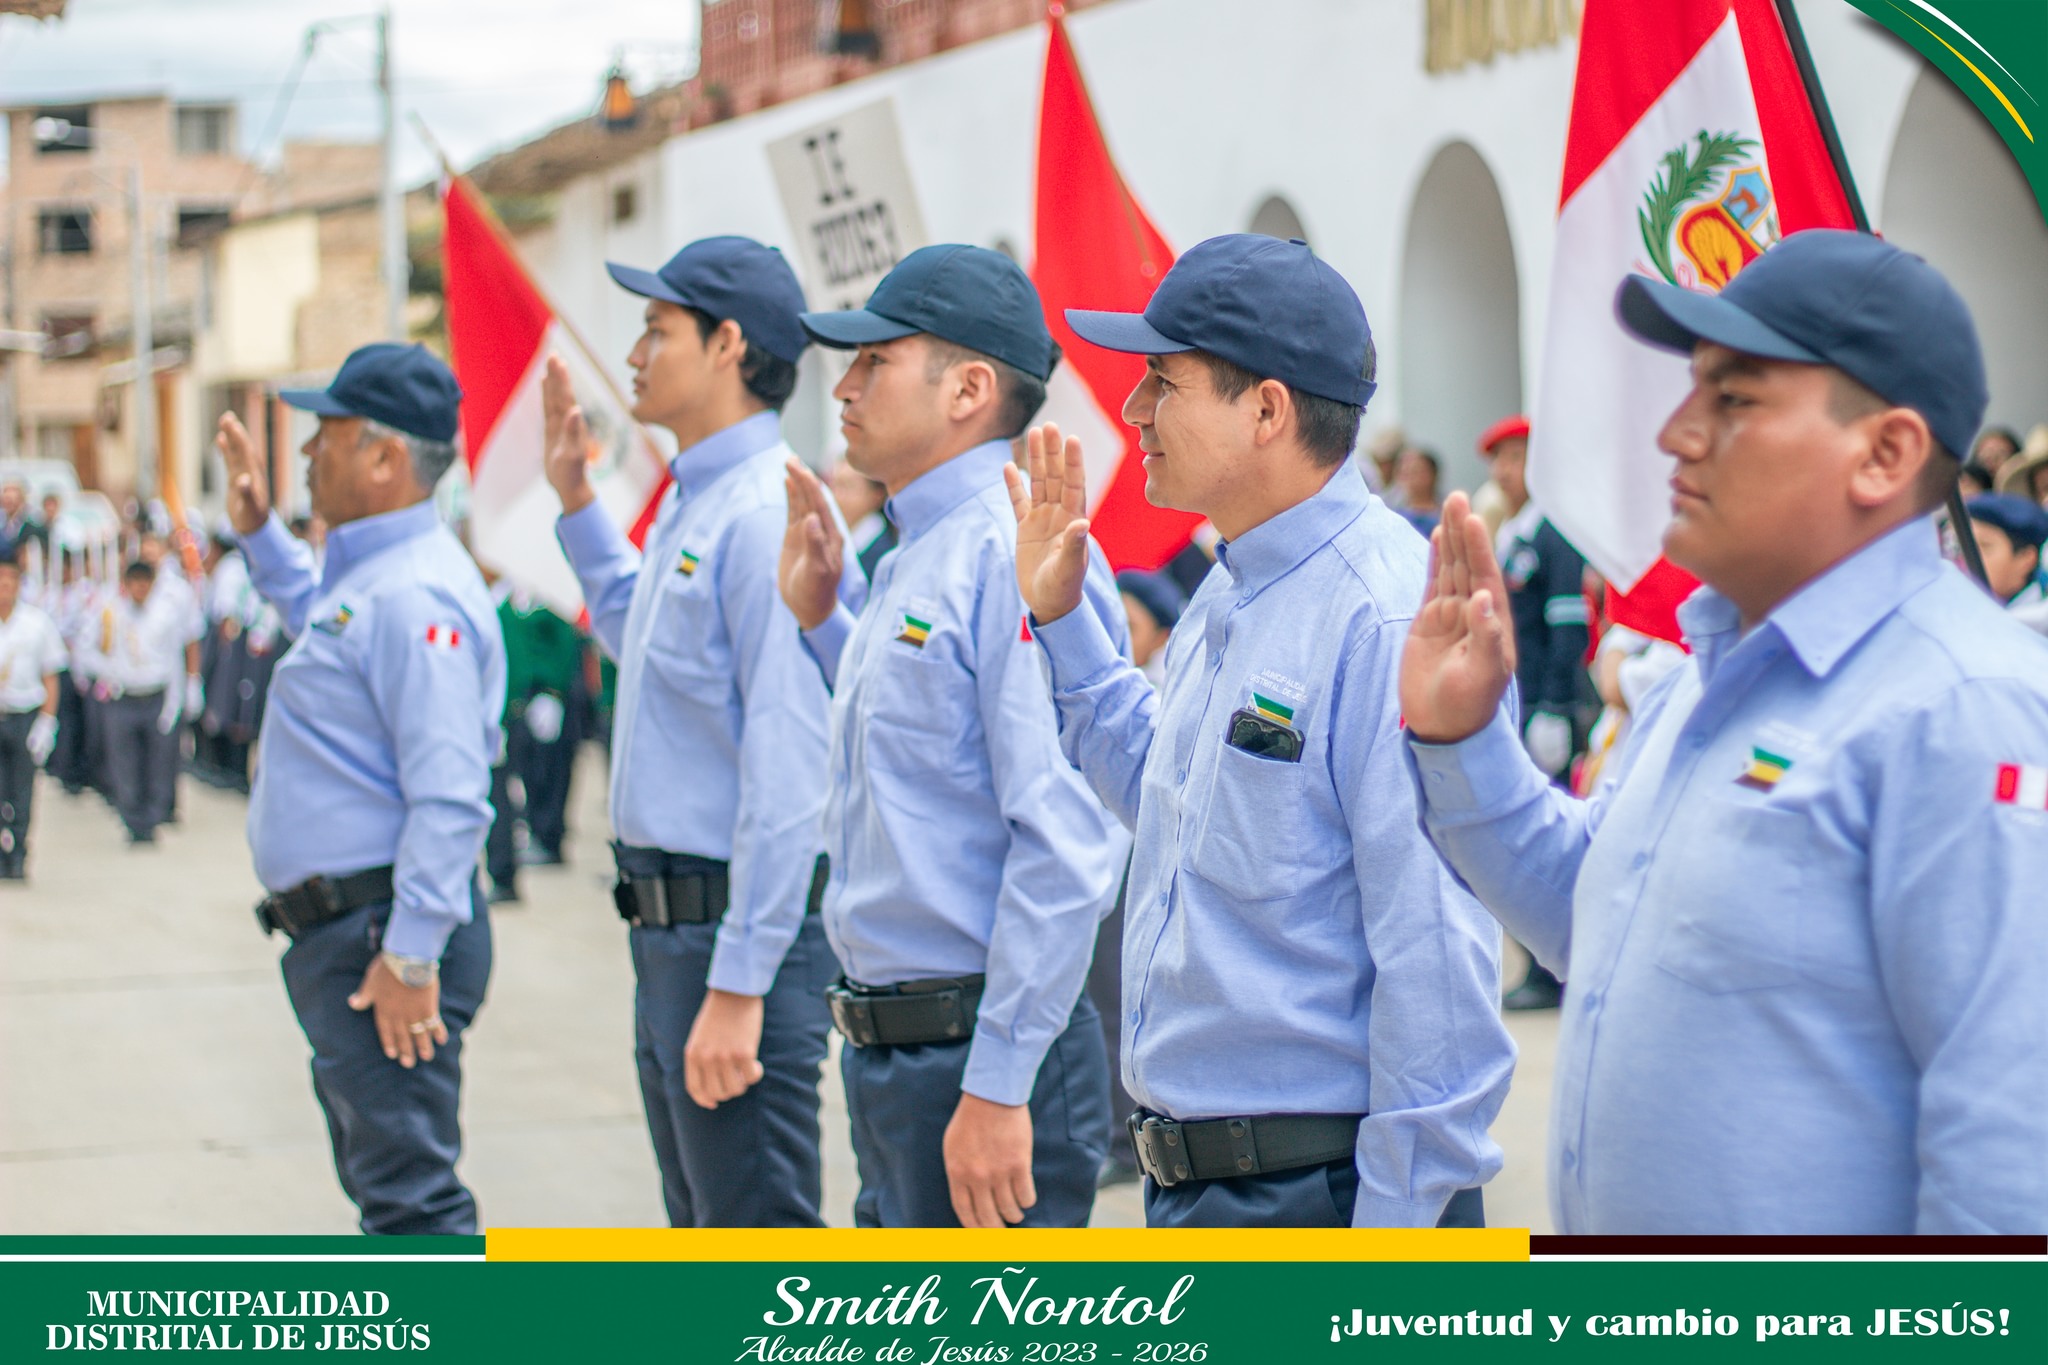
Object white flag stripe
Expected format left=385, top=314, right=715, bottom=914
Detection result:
left=1529, top=15, right=1768, bottom=591
left=468, top=320, right=666, bottom=619
left=2018, top=765, right=2048, bottom=810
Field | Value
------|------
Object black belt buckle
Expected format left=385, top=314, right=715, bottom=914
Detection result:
left=1131, top=1114, right=1191, bottom=1188
left=826, top=983, right=878, bottom=1047
left=253, top=896, right=278, bottom=937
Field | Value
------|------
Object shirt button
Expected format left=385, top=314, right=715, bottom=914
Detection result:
left=1630, top=853, right=1648, bottom=871
left=1582, top=993, right=1601, bottom=1012
left=1157, top=890, right=1168, bottom=906
left=1129, top=1010, right=1141, bottom=1025
left=1563, top=1149, right=1577, bottom=1169
left=1175, top=769, right=1187, bottom=783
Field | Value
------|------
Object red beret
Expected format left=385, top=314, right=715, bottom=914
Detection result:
left=1478, top=414, right=1531, bottom=454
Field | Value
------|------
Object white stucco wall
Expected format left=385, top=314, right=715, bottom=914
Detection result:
left=508, top=0, right=2040, bottom=475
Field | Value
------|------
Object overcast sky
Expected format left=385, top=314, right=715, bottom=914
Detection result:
left=0, top=0, right=700, bottom=182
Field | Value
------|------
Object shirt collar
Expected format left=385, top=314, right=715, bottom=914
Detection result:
left=1214, top=460, right=1370, bottom=595
left=885, top=441, right=1012, bottom=543
left=320, top=500, right=441, bottom=587
left=669, top=410, right=782, bottom=498
left=1678, top=515, right=1945, bottom=681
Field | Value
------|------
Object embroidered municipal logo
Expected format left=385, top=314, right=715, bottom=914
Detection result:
left=1736, top=745, right=1792, bottom=791
left=895, top=612, right=933, bottom=649
left=1247, top=668, right=1309, bottom=729
left=676, top=549, right=701, bottom=577
left=311, top=604, right=354, bottom=636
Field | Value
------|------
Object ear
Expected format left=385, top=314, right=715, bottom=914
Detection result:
left=1250, top=377, right=1294, bottom=448
left=1846, top=406, right=1933, bottom=511
left=370, top=433, right=410, bottom=490
left=709, top=318, right=747, bottom=370
left=945, top=357, right=1000, bottom=428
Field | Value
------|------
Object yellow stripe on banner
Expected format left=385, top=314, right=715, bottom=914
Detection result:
left=1895, top=6, right=2034, bottom=142
left=486, top=1228, right=1527, bottom=1263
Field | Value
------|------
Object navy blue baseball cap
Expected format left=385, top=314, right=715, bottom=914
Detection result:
left=1066, top=234, right=1377, bottom=407
left=1967, top=493, right=2048, bottom=552
left=280, top=343, right=463, bottom=443
left=607, top=236, right=810, bottom=364
left=1617, top=229, right=1987, bottom=460
left=800, top=244, right=1058, bottom=381
left=1115, top=568, right=1187, bottom=631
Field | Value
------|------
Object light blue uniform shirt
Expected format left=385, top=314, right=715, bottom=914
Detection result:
left=801, top=440, right=1128, bottom=1107
left=1033, top=463, right=1514, bottom=1228
left=1410, top=516, right=2048, bottom=1234
left=242, top=502, right=505, bottom=961
left=558, top=411, right=841, bottom=996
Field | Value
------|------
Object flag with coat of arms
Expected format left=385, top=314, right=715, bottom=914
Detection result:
left=1529, top=0, right=1859, bottom=642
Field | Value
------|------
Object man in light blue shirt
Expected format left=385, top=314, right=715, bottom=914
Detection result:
left=1011, top=234, right=1512, bottom=1228
left=544, top=237, right=843, bottom=1227
left=779, top=244, right=1127, bottom=1228
left=215, top=343, right=504, bottom=1235
left=1401, top=230, right=2048, bottom=1233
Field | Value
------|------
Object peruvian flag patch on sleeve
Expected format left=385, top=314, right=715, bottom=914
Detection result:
left=424, top=625, right=462, bottom=650
left=1993, top=763, right=2048, bottom=810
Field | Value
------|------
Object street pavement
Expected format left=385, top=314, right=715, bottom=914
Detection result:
left=0, top=751, right=1557, bottom=1233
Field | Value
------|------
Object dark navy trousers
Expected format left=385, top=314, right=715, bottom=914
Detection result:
left=280, top=890, right=492, bottom=1236
left=842, top=996, right=1109, bottom=1228
left=629, top=908, right=837, bottom=1228
left=1145, top=1159, right=1486, bottom=1229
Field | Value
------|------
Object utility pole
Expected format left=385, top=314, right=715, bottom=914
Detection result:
left=128, top=158, right=157, bottom=500
left=377, top=5, right=406, bottom=340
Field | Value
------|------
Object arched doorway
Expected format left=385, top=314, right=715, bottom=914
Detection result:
left=1882, top=68, right=2048, bottom=441
left=1396, top=141, right=1522, bottom=496
left=1248, top=194, right=1309, bottom=245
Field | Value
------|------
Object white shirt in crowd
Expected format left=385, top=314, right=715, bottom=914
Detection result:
left=0, top=602, right=66, bottom=713
left=83, top=593, right=186, bottom=695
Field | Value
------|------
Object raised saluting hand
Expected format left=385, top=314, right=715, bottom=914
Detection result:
left=1003, top=422, right=1094, bottom=628
left=779, top=459, right=846, bottom=631
left=1398, top=490, right=1518, bottom=745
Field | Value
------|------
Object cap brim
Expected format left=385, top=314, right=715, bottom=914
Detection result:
left=605, top=261, right=691, bottom=307
left=277, top=388, right=359, bottom=418
left=1615, top=276, right=1824, bottom=363
left=1064, top=309, right=1194, bottom=355
left=799, top=309, right=920, bottom=349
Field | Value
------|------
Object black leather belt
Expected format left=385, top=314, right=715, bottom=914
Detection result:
left=827, top=974, right=984, bottom=1047
left=615, top=851, right=827, bottom=929
left=1128, top=1109, right=1365, bottom=1188
left=255, top=866, right=396, bottom=938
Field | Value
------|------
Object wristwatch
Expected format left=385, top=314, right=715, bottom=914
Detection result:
left=380, top=951, right=439, bottom=989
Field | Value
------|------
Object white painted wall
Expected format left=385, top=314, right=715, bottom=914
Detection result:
left=505, top=0, right=2040, bottom=482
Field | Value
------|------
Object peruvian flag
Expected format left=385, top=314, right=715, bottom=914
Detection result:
left=443, top=175, right=668, bottom=617
left=1031, top=8, right=1195, bottom=572
left=1528, top=0, right=1856, bottom=641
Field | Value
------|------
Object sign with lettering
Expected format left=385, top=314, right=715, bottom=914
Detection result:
left=767, top=98, right=931, bottom=312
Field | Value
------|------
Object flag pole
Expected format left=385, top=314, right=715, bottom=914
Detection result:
left=1773, top=0, right=1989, bottom=587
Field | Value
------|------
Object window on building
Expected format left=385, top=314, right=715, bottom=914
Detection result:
left=41, top=311, right=96, bottom=361
left=175, top=104, right=234, bottom=156
left=612, top=184, right=638, bottom=224
left=33, top=104, right=92, bottom=155
left=177, top=204, right=233, bottom=247
left=37, top=207, right=93, bottom=255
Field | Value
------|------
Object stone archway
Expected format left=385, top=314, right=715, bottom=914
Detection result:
left=1396, top=141, right=1522, bottom=495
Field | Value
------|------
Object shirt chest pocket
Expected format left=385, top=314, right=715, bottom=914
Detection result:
left=273, top=627, right=366, bottom=720
left=861, top=643, right=974, bottom=780
left=1651, top=802, right=1864, bottom=994
left=644, top=568, right=726, bottom=691
left=1190, top=741, right=1325, bottom=904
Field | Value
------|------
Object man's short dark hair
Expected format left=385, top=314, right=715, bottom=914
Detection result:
left=1194, top=352, right=1362, bottom=468
left=1827, top=369, right=1955, bottom=513
left=123, top=559, right=155, bottom=583
left=0, top=554, right=20, bottom=574
left=922, top=338, right=1059, bottom=441
left=684, top=307, right=798, bottom=413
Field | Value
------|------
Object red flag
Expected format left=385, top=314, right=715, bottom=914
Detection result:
left=1529, top=0, right=1856, bottom=642
left=1030, top=9, right=1195, bottom=572
left=442, top=176, right=668, bottom=615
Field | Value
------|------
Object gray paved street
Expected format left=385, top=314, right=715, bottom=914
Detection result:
left=0, top=752, right=1555, bottom=1233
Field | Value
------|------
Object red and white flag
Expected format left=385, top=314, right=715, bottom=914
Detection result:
left=1528, top=0, right=1857, bottom=641
left=423, top=624, right=462, bottom=650
left=442, top=175, right=668, bottom=617
left=1031, top=9, right=1195, bottom=572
